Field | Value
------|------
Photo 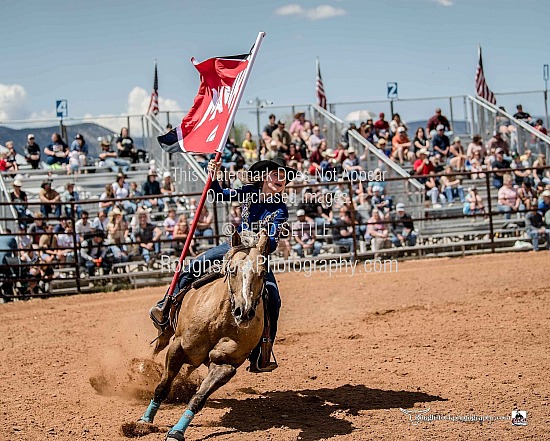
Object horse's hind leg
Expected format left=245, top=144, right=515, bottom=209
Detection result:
left=166, top=363, right=236, bottom=440
left=140, top=340, right=190, bottom=423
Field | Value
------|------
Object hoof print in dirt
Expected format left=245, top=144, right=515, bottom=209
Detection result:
left=120, top=421, right=162, bottom=438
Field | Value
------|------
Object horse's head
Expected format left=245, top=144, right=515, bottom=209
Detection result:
left=223, top=230, right=269, bottom=326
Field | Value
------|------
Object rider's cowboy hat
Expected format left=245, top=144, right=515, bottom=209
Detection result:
left=248, top=157, right=296, bottom=183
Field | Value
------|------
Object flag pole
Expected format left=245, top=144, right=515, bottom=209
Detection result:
left=165, top=31, right=266, bottom=299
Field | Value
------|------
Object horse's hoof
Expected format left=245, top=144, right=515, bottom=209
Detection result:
left=166, top=429, right=185, bottom=441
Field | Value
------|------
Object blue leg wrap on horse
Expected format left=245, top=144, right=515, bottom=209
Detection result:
left=141, top=399, right=161, bottom=423
left=170, top=409, right=195, bottom=434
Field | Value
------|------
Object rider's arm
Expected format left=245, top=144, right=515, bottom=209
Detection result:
left=265, top=206, right=289, bottom=253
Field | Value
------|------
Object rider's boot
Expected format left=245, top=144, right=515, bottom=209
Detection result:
left=149, top=294, right=173, bottom=330
left=248, top=338, right=278, bottom=373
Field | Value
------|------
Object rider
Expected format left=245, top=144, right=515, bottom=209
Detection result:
left=149, top=157, right=294, bottom=372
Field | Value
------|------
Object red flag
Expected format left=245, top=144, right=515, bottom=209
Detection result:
left=158, top=54, right=249, bottom=154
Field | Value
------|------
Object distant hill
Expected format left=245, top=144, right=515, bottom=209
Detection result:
left=0, top=123, right=123, bottom=158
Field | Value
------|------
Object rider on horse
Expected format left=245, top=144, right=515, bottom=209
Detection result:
left=149, top=157, right=294, bottom=372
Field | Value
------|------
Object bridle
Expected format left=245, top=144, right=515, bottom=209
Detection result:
left=223, top=246, right=264, bottom=319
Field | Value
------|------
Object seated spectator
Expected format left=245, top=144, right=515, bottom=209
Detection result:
left=342, top=147, right=363, bottom=180
left=28, top=212, right=47, bottom=244
left=425, top=172, right=442, bottom=208
left=195, top=206, right=214, bottom=244
left=497, top=175, right=520, bottom=219
left=91, top=210, right=109, bottom=234
left=116, top=127, right=138, bottom=163
left=463, top=186, right=485, bottom=216
left=389, top=203, right=416, bottom=247
left=70, top=133, right=88, bottom=169
left=355, top=192, right=371, bottom=230
left=320, top=149, right=337, bottom=180
left=98, top=139, right=131, bottom=173
left=374, top=113, right=390, bottom=137
left=413, top=148, right=434, bottom=182
left=24, top=134, right=40, bottom=169
left=67, top=150, right=80, bottom=174
left=375, top=138, right=389, bottom=156
left=292, top=209, right=322, bottom=257
left=99, top=183, right=115, bottom=215
left=538, top=189, right=550, bottom=216
left=440, top=166, right=465, bottom=205
left=340, top=122, right=356, bottom=147
left=112, top=172, right=133, bottom=214
left=163, top=208, right=177, bottom=240
left=525, top=206, right=550, bottom=251
left=289, top=111, right=306, bottom=135
left=513, top=104, right=531, bottom=124
left=389, top=113, right=408, bottom=138
left=448, top=137, right=467, bottom=171
left=331, top=207, right=355, bottom=253
left=486, top=131, right=510, bottom=156
left=271, top=120, right=291, bottom=153
left=61, top=182, right=81, bottom=219
left=264, top=140, right=285, bottom=161
left=79, top=231, right=111, bottom=276
left=510, top=152, right=531, bottom=186
left=307, top=140, right=324, bottom=175
left=432, top=125, right=450, bottom=158
left=371, top=185, right=392, bottom=213
left=39, top=180, right=61, bottom=218
left=412, top=127, right=428, bottom=157
left=285, top=143, right=303, bottom=171
left=366, top=209, right=389, bottom=252
left=466, top=135, right=485, bottom=163
left=173, top=214, right=196, bottom=256
left=57, top=220, right=75, bottom=263
left=142, top=170, right=164, bottom=212
left=391, top=127, right=413, bottom=165
left=426, top=108, right=451, bottom=136
left=128, top=181, right=144, bottom=213
left=517, top=180, right=537, bottom=211
left=533, top=153, right=550, bottom=186
left=10, top=179, right=31, bottom=227
left=366, top=168, right=387, bottom=195
left=491, top=148, right=511, bottom=189
left=133, top=210, right=162, bottom=265
left=53, top=216, right=69, bottom=234
left=534, top=118, right=548, bottom=135
left=160, top=171, right=176, bottom=210
left=107, top=207, right=129, bottom=250
left=468, top=152, right=485, bottom=179
left=496, top=107, right=512, bottom=128
left=75, top=211, right=92, bottom=242
left=308, top=125, right=325, bottom=151
left=44, top=133, right=68, bottom=168
left=242, top=131, right=258, bottom=162
left=4, top=141, right=19, bottom=173
left=333, top=143, right=347, bottom=170
left=39, top=223, right=60, bottom=269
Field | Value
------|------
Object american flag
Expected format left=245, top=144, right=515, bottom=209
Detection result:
left=147, top=61, right=159, bottom=116
left=475, top=46, right=496, bottom=105
left=316, top=57, right=327, bottom=110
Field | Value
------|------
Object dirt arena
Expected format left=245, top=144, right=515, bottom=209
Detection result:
left=1, top=252, right=548, bottom=440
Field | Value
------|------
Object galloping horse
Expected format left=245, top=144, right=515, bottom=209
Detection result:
left=137, top=230, right=269, bottom=440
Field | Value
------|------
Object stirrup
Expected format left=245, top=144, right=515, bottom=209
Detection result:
left=149, top=306, right=170, bottom=331
left=248, top=361, right=278, bottom=373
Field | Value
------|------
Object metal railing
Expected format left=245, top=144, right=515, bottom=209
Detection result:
left=468, top=95, right=550, bottom=158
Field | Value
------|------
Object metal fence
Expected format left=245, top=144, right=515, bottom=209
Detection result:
left=1, top=165, right=548, bottom=301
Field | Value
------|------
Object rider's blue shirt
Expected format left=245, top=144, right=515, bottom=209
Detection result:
left=210, top=180, right=288, bottom=253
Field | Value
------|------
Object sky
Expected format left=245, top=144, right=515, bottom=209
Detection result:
left=0, top=0, right=549, bottom=132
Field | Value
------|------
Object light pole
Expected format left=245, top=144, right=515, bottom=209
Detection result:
left=248, top=97, right=272, bottom=157
left=544, top=64, right=549, bottom=130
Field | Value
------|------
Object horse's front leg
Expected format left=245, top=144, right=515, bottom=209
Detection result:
left=166, top=363, right=236, bottom=441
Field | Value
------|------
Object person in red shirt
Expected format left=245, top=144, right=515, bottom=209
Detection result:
left=426, top=108, right=451, bottom=136
left=413, top=149, right=434, bottom=180
left=374, top=112, right=390, bottom=134
left=391, top=127, right=413, bottom=165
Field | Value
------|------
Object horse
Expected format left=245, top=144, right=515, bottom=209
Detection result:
left=135, top=230, right=269, bottom=440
